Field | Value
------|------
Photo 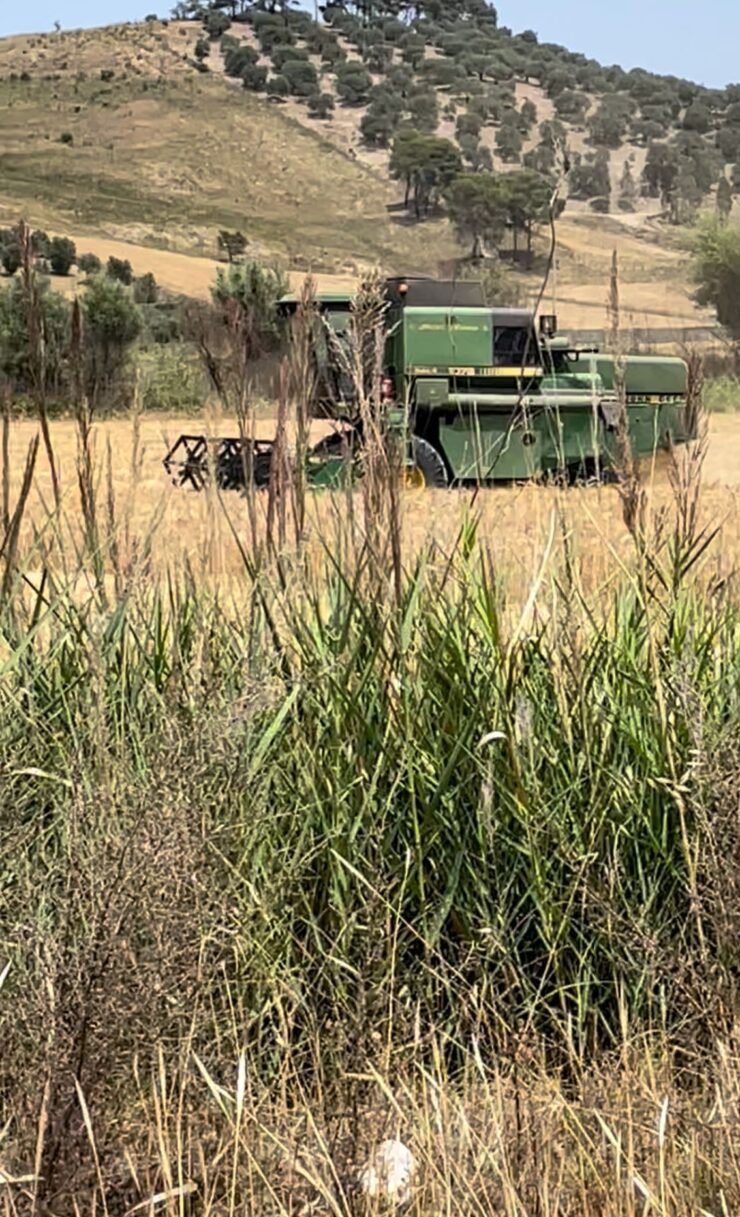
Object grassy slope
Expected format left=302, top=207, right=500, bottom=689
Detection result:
left=0, top=22, right=454, bottom=275
left=0, top=21, right=714, bottom=330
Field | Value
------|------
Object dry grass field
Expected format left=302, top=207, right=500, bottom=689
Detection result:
left=6, top=409, right=738, bottom=607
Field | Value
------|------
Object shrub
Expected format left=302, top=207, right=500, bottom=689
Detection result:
left=59, top=131, right=74, bottom=145
left=82, top=275, right=141, bottom=405
left=0, top=231, right=21, bottom=276
left=307, top=92, right=335, bottom=120
left=335, top=61, right=372, bottom=105
left=100, top=68, right=114, bottom=81
left=282, top=59, right=318, bottom=98
left=133, top=272, right=158, bottom=304
left=204, top=10, right=230, bottom=39
left=77, top=252, right=102, bottom=276
left=241, top=63, right=267, bottom=92
left=138, top=344, right=205, bottom=412
left=270, top=43, right=308, bottom=72
left=48, top=236, right=76, bottom=276
left=224, top=44, right=258, bottom=77
left=266, top=75, right=289, bottom=99
left=31, top=230, right=50, bottom=259
left=106, top=255, right=133, bottom=285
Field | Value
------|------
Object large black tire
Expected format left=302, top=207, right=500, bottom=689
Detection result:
left=410, top=435, right=449, bottom=488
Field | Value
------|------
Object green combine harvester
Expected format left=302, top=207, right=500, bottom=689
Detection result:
left=163, top=276, right=695, bottom=490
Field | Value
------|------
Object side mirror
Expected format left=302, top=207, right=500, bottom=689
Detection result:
left=539, top=314, right=558, bottom=338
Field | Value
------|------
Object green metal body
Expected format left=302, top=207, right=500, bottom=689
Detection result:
left=280, top=282, right=695, bottom=485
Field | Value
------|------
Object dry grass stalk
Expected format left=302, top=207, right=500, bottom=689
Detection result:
left=608, top=249, right=647, bottom=548
left=18, top=219, right=60, bottom=513
left=287, top=276, right=318, bottom=547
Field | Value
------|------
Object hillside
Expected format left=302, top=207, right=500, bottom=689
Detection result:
left=0, top=4, right=728, bottom=335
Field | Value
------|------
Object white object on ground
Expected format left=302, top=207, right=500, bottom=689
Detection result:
left=357, top=1138, right=415, bottom=1207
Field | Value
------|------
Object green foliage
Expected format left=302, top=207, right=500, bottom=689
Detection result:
left=137, top=342, right=206, bottom=413
left=307, top=92, right=335, bottom=120
left=390, top=130, right=462, bottom=218
left=30, top=230, right=50, bottom=259
left=81, top=275, right=141, bottom=405
left=554, top=89, right=588, bottom=123
left=570, top=150, right=611, bottom=201
left=0, top=275, right=70, bottom=394
left=203, top=9, right=230, bottom=38
left=0, top=229, right=21, bottom=277
left=59, top=131, right=74, bottom=145
left=282, top=59, right=319, bottom=98
left=361, top=99, right=400, bottom=148
left=335, top=62, right=372, bottom=106
left=406, top=86, right=438, bottom=134
left=241, top=63, right=267, bottom=91
left=106, top=256, right=133, bottom=285
left=364, top=43, right=393, bottom=74
left=48, top=236, right=76, bottom=276
left=133, top=272, right=158, bottom=305
left=266, top=74, right=289, bottom=99
left=445, top=172, right=508, bottom=257
left=194, top=36, right=210, bottom=62
left=683, top=101, right=712, bottom=134
left=223, top=44, right=258, bottom=77
left=692, top=215, right=740, bottom=338
left=588, top=94, right=634, bottom=148
left=270, top=43, right=308, bottom=71
left=211, top=260, right=288, bottom=359
left=217, top=230, right=247, bottom=262
left=495, top=116, right=523, bottom=163
left=77, top=252, right=102, bottom=277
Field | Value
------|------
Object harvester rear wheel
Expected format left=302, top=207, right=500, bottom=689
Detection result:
left=408, top=436, right=449, bottom=488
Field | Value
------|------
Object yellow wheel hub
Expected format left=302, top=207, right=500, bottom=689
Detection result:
left=402, top=464, right=426, bottom=490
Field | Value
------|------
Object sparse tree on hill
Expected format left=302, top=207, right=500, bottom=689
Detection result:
left=495, top=118, right=523, bottom=163
left=390, top=130, right=462, bottom=218
left=444, top=172, right=509, bottom=259
left=106, top=255, right=133, bottom=285
left=307, top=92, right=335, bottom=120
left=133, top=272, right=159, bottom=304
left=335, top=62, right=372, bottom=106
left=218, top=230, right=248, bottom=262
left=406, top=87, right=438, bottom=134
left=241, top=63, right=268, bottom=91
left=48, top=236, right=76, bottom=276
left=194, top=36, right=210, bottom=62
left=203, top=9, right=230, bottom=38
left=78, top=252, right=102, bottom=276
